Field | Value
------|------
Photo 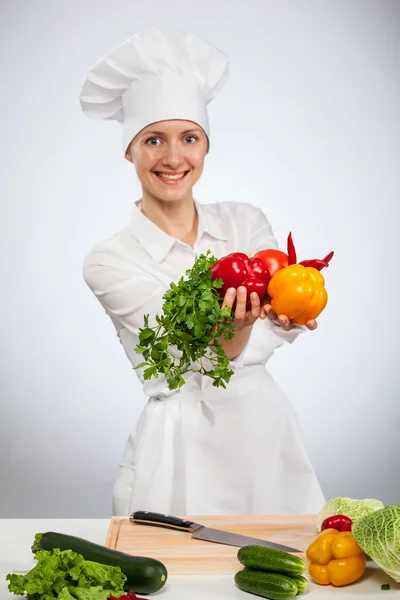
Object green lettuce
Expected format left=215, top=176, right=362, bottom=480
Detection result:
left=6, top=548, right=126, bottom=600
left=353, top=506, right=400, bottom=583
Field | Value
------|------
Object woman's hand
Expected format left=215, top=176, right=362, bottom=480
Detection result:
left=218, top=286, right=316, bottom=362
left=222, top=286, right=261, bottom=331
left=221, top=287, right=318, bottom=333
left=260, top=297, right=318, bottom=331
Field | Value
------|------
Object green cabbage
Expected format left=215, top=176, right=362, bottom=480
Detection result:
left=353, top=506, right=400, bottom=583
left=316, top=496, right=384, bottom=531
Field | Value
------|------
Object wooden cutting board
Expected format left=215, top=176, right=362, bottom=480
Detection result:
left=105, top=515, right=317, bottom=575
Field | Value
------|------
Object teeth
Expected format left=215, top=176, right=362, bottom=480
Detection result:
left=157, top=172, right=186, bottom=180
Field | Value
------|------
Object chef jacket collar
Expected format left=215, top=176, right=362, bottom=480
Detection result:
left=129, top=199, right=227, bottom=262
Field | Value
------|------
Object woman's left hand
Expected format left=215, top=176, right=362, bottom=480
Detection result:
left=260, top=299, right=318, bottom=332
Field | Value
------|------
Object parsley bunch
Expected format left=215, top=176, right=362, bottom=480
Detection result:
left=134, top=251, right=236, bottom=390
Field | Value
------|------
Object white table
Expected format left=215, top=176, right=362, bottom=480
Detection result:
left=1, top=520, right=399, bottom=600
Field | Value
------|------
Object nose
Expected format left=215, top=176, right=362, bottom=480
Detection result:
left=162, top=142, right=184, bottom=169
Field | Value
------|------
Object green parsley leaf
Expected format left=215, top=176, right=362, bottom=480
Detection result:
left=134, top=251, right=236, bottom=389
left=143, top=366, right=159, bottom=380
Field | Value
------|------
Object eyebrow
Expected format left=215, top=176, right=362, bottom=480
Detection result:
left=143, top=128, right=202, bottom=136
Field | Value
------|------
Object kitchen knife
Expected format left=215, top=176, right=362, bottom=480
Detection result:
left=130, top=511, right=302, bottom=553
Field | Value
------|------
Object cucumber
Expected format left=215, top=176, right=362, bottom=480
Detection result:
left=290, top=575, right=308, bottom=595
left=32, top=532, right=167, bottom=594
left=235, top=568, right=298, bottom=599
left=237, top=545, right=306, bottom=576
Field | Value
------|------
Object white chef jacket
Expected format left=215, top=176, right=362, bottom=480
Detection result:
left=83, top=200, right=325, bottom=516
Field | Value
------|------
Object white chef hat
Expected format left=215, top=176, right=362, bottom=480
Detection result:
left=79, top=27, right=229, bottom=155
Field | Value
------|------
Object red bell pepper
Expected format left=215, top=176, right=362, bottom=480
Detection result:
left=210, top=252, right=270, bottom=309
left=321, top=514, right=353, bottom=532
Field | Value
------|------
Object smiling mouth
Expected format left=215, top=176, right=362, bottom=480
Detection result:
left=154, top=170, right=190, bottom=183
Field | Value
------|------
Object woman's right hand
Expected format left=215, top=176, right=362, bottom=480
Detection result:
left=222, top=286, right=263, bottom=332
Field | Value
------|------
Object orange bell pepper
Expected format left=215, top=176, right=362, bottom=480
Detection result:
left=267, top=264, right=328, bottom=325
left=306, top=529, right=366, bottom=587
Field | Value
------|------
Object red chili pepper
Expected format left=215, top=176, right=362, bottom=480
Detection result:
left=321, top=514, right=353, bottom=532
left=300, top=250, right=334, bottom=271
left=210, top=252, right=271, bottom=309
left=287, top=232, right=297, bottom=265
left=299, top=259, right=329, bottom=269
left=322, top=251, right=334, bottom=263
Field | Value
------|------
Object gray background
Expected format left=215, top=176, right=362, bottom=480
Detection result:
left=1, top=0, right=399, bottom=517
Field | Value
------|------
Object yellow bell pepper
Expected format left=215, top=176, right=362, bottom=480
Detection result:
left=308, top=563, right=331, bottom=585
left=331, top=531, right=365, bottom=559
left=267, top=264, right=328, bottom=325
left=328, top=555, right=367, bottom=587
left=306, top=528, right=339, bottom=565
left=306, top=529, right=367, bottom=587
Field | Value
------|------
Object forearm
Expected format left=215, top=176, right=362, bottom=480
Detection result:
left=218, top=325, right=253, bottom=360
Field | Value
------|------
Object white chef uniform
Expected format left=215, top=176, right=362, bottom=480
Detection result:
left=80, top=28, right=325, bottom=516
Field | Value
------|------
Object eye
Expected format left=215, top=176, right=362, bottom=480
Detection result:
left=145, top=137, right=161, bottom=145
left=185, top=135, right=198, bottom=144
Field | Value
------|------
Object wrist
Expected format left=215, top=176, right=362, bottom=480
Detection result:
left=218, top=322, right=253, bottom=360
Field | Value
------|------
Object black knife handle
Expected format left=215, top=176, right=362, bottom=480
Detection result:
left=130, top=511, right=198, bottom=532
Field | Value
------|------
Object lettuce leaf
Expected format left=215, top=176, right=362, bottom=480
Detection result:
left=6, top=548, right=126, bottom=600
left=69, top=587, right=114, bottom=600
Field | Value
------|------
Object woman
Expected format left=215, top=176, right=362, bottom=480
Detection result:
left=81, top=27, right=325, bottom=516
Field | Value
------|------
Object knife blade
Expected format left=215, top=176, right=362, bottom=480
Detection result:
left=130, top=511, right=302, bottom=553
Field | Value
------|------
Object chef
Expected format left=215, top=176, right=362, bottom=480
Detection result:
left=80, top=27, right=325, bottom=516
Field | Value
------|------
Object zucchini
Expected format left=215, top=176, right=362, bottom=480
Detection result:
left=235, top=568, right=298, bottom=599
left=238, top=545, right=306, bottom=576
left=290, top=575, right=308, bottom=595
left=32, top=532, right=167, bottom=594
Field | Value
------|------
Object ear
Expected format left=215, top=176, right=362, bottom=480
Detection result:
left=125, top=149, right=133, bottom=163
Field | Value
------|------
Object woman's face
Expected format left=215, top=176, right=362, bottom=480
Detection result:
left=125, top=120, right=208, bottom=204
